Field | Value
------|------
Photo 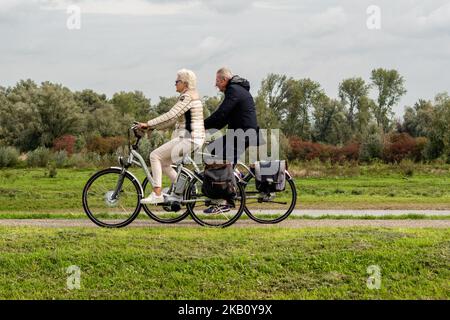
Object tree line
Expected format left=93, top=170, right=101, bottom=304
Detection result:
left=0, top=67, right=449, bottom=164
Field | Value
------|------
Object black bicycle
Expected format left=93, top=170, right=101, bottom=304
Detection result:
left=188, top=143, right=298, bottom=224
left=235, top=162, right=297, bottom=224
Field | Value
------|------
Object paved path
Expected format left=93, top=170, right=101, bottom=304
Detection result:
left=0, top=219, right=449, bottom=228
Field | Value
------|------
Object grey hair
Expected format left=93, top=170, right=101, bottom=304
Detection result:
left=216, top=67, right=233, bottom=81
left=177, top=69, right=197, bottom=89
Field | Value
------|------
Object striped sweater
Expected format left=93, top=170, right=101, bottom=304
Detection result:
left=147, top=90, right=205, bottom=144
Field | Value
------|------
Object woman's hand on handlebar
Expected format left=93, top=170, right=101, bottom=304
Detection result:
left=137, top=122, right=150, bottom=131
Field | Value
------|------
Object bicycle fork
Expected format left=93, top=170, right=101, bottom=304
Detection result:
left=110, top=167, right=127, bottom=200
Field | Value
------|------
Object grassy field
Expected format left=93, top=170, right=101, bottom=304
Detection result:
left=298, top=175, right=450, bottom=209
left=0, top=167, right=449, bottom=216
left=0, top=226, right=448, bottom=299
left=1, top=166, right=448, bottom=300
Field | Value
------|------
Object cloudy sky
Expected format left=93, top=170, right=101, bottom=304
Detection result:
left=1, top=0, right=449, bottom=116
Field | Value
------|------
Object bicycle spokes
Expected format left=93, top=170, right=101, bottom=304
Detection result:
left=83, top=169, right=141, bottom=228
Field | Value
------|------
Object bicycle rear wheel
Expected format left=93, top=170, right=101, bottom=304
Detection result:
left=82, top=168, right=142, bottom=228
left=185, top=177, right=245, bottom=228
left=237, top=163, right=297, bottom=224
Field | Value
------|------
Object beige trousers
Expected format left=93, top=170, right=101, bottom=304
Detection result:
left=150, top=138, right=198, bottom=188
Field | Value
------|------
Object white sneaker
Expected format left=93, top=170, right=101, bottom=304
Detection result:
left=141, top=192, right=165, bottom=204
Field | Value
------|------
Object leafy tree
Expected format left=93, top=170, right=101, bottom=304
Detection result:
left=0, top=81, right=82, bottom=150
left=255, top=96, right=281, bottom=130
left=152, top=96, right=178, bottom=116
left=255, top=74, right=290, bottom=130
left=312, top=97, right=349, bottom=145
left=1, top=80, right=41, bottom=150
left=425, top=93, right=450, bottom=161
left=202, top=95, right=222, bottom=118
left=354, top=96, right=374, bottom=139
left=35, top=82, right=83, bottom=147
left=283, top=79, right=324, bottom=140
left=86, top=105, right=125, bottom=137
left=338, top=77, right=370, bottom=132
left=359, top=124, right=384, bottom=162
left=111, top=91, right=152, bottom=120
left=403, top=99, right=434, bottom=138
left=370, top=68, right=407, bottom=132
left=257, top=74, right=290, bottom=119
left=0, top=88, right=12, bottom=146
left=5, top=79, right=39, bottom=104
left=74, top=89, right=109, bottom=114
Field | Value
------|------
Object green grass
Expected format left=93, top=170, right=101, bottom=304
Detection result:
left=1, top=165, right=448, bottom=300
left=0, top=168, right=449, bottom=215
left=0, top=226, right=448, bottom=299
left=297, top=175, right=450, bottom=209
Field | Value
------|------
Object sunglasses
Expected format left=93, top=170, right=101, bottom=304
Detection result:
left=175, top=80, right=182, bottom=85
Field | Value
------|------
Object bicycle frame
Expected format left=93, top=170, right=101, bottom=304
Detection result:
left=111, top=124, right=247, bottom=204
left=113, top=131, right=205, bottom=204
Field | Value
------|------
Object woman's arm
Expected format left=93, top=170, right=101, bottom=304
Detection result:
left=147, top=94, right=193, bottom=130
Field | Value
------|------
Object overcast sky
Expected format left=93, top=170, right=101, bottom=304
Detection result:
left=1, top=0, right=449, bottom=116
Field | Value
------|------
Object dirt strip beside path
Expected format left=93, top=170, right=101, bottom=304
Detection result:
left=0, top=219, right=449, bottom=228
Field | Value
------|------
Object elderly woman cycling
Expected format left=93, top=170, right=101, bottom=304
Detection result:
left=138, top=69, right=205, bottom=204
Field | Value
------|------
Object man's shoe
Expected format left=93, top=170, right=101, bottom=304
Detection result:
left=141, top=192, right=165, bottom=205
left=203, top=205, right=231, bottom=214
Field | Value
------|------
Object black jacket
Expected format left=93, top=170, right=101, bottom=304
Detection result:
left=204, top=76, right=258, bottom=131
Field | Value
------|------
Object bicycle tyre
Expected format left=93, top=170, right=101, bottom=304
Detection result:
left=185, top=177, right=246, bottom=228
left=82, top=168, right=142, bottom=228
left=243, top=174, right=297, bottom=224
left=141, top=176, right=191, bottom=224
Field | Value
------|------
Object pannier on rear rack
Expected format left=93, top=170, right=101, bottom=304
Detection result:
left=202, top=163, right=237, bottom=202
left=254, top=160, right=287, bottom=193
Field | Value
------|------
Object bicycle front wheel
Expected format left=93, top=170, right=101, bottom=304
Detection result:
left=185, top=177, right=245, bottom=228
left=82, top=168, right=142, bottom=228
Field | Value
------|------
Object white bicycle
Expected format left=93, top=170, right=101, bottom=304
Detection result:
left=82, top=123, right=246, bottom=228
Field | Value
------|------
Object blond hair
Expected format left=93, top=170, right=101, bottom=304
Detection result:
left=177, top=69, right=197, bottom=89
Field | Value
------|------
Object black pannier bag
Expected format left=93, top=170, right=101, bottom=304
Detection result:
left=202, top=163, right=237, bottom=201
left=254, top=160, right=287, bottom=193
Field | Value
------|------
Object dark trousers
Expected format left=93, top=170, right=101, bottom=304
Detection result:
left=205, top=135, right=251, bottom=165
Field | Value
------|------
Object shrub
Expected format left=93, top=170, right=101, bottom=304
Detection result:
left=288, top=137, right=327, bottom=161
left=53, top=135, right=76, bottom=156
left=66, top=153, right=92, bottom=169
left=74, top=135, right=87, bottom=153
left=87, top=136, right=126, bottom=155
left=0, top=146, right=20, bottom=168
left=414, top=137, right=428, bottom=162
left=99, top=154, right=118, bottom=167
left=27, top=147, right=51, bottom=167
left=331, top=143, right=360, bottom=164
left=383, top=133, right=417, bottom=163
left=399, top=159, right=414, bottom=177
left=288, top=137, right=360, bottom=164
left=52, top=150, right=68, bottom=168
left=46, top=161, right=58, bottom=178
left=85, top=152, right=102, bottom=164
left=359, top=133, right=383, bottom=162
